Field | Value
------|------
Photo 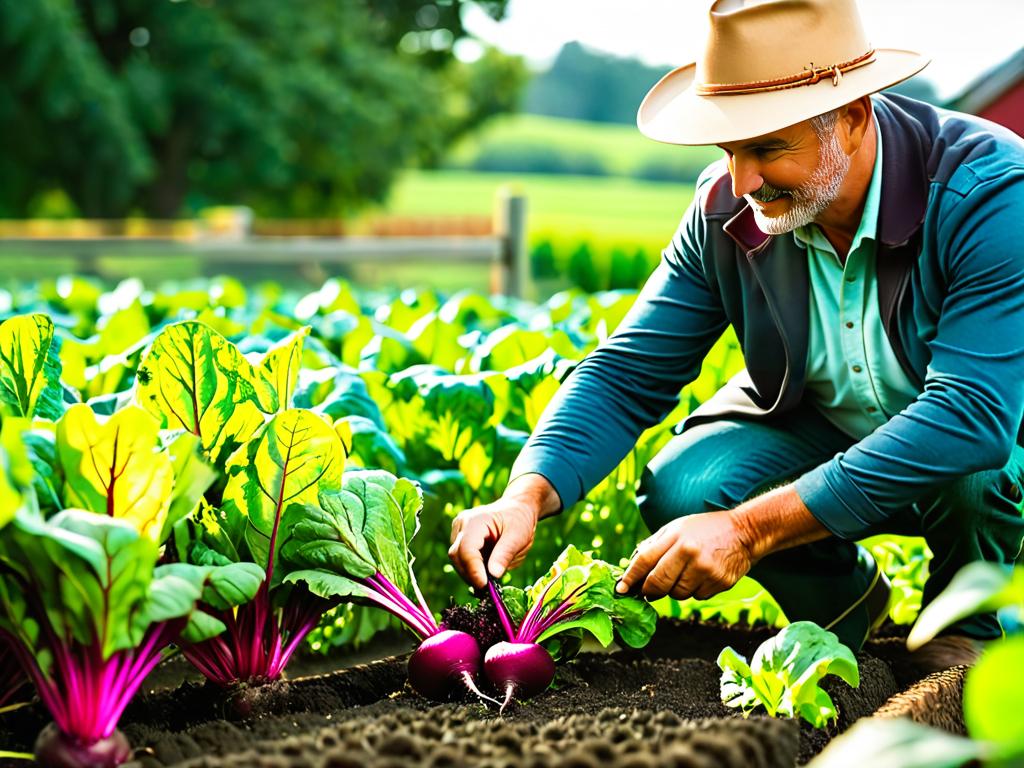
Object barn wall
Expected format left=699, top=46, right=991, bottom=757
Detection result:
left=979, top=79, right=1024, bottom=137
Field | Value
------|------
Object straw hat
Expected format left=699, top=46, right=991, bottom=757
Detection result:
left=637, top=0, right=930, bottom=145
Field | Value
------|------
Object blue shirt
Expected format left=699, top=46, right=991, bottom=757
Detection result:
left=799, top=118, right=919, bottom=439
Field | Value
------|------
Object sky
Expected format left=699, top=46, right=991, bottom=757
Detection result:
left=461, top=0, right=1024, bottom=100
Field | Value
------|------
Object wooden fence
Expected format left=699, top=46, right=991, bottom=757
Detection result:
left=0, top=191, right=530, bottom=298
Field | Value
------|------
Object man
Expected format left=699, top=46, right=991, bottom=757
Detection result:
left=448, top=0, right=1024, bottom=666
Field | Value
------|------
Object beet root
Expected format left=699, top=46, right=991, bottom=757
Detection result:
left=407, top=629, right=485, bottom=702
left=484, top=641, right=556, bottom=712
left=33, top=722, right=132, bottom=768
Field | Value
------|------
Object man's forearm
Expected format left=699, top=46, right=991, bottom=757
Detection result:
left=503, top=473, right=562, bottom=520
left=727, top=484, right=831, bottom=562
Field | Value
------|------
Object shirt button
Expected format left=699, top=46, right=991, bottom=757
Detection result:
left=852, top=365, right=863, bottom=373
left=866, top=406, right=877, bottom=413
left=846, top=275, right=856, bottom=283
left=845, top=321, right=854, bottom=329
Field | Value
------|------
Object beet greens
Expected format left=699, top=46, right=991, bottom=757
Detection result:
left=281, top=470, right=495, bottom=702
left=485, top=545, right=657, bottom=710
left=0, top=510, right=262, bottom=767
left=176, top=408, right=347, bottom=686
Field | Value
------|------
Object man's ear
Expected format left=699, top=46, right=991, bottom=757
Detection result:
left=838, top=96, right=872, bottom=155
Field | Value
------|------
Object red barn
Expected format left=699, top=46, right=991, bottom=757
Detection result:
left=947, top=48, right=1024, bottom=137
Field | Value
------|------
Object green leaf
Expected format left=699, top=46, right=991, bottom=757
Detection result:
left=138, top=573, right=203, bottom=628
left=537, top=610, right=613, bottom=647
left=908, top=563, right=1023, bottom=650
left=391, top=368, right=498, bottom=462
left=283, top=569, right=376, bottom=602
left=255, top=327, right=311, bottom=412
left=716, top=621, right=859, bottom=729
left=282, top=471, right=424, bottom=594
left=220, top=409, right=345, bottom=578
left=521, top=545, right=656, bottom=653
left=158, top=561, right=265, bottom=612
left=0, top=511, right=158, bottom=658
left=161, top=432, right=218, bottom=542
left=0, top=314, right=64, bottom=420
left=964, top=635, right=1024, bottom=756
left=610, top=591, right=660, bottom=648
left=132, top=321, right=270, bottom=465
left=279, top=470, right=431, bottom=628
left=180, top=610, right=229, bottom=645
left=56, top=404, right=175, bottom=542
left=807, top=719, right=987, bottom=768
left=0, top=418, right=35, bottom=527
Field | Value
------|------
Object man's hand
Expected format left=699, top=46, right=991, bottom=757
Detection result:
left=448, top=474, right=560, bottom=590
left=615, top=509, right=755, bottom=600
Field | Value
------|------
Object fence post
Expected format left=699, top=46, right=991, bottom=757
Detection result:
left=494, top=187, right=528, bottom=299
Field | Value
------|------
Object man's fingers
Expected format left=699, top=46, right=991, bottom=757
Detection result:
left=641, top=543, right=690, bottom=599
left=616, top=532, right=675, bottom=595
left=448, top=527, right=489, bottom=590
left=487, top=533, right=526, bottom=580
left=449, top=515, right=464, bottom=546
left=668, top=564, right=700, bottom=601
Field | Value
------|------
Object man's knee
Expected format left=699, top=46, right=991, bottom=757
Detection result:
left=637, top=464, right=710, bottom=533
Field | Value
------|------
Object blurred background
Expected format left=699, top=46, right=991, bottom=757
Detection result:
left=1, top=0, right=1021, bottom=297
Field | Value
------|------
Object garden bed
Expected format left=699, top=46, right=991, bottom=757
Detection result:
left=0, top=619, right=963, bottom=768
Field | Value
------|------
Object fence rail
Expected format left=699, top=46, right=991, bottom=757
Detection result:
left=0, top=192, right=530, bottom=297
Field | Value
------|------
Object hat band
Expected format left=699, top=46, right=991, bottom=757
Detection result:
left=696, top=49, right=876, bottom=96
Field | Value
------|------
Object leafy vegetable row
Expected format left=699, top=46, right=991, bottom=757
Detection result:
left=0, top=311, right=658, bottom=767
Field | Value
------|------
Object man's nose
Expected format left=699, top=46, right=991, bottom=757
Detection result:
left=729, top=156, right=764, bottom=198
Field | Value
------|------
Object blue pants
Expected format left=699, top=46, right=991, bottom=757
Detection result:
left=637, top=402, right=1024, bottom=648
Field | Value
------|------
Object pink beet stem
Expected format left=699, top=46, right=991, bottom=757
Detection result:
left=487, top=581, right=517, bottom=642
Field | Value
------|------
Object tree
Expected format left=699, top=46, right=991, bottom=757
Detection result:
left=0, top=0, right=519, bottom=218
left=523, top=42, right=671, bottom=125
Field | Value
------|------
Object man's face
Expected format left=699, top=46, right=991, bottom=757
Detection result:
left=717, top=117, right=851, bottom=235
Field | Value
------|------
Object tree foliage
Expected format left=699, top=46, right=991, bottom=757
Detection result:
left=0, top=0, right=520, bottom=218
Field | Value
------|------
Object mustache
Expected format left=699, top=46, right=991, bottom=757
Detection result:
left=749, top=182, right=787, bottom=203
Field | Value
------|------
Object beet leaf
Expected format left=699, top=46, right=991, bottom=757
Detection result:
left=0, top=510, right=261, bottom=752
left=490, top=545, right=657, bottom=659
left=281, top=470, right=441, bottom=640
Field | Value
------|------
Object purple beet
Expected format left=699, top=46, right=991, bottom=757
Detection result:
left=407, top=629, right=497, bottom=703
left=484, top=640, right=557, bottom=712
left=34, top=722, right=132, bottom=768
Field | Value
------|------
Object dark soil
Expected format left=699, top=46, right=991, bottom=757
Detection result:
left=0, top=620, right=946, bottom=768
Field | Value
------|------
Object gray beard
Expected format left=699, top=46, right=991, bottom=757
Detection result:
left=745, top=130, right=851, bottom=235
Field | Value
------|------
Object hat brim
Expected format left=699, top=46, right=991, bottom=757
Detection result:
left=637, top=48, right=930, bottom=146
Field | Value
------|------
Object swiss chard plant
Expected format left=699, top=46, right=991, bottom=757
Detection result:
left=177, top=407, right=348, bottom=686
left=0, top=420, right=34, bottom=712
left=280, top=470, right=496, bottom=702
left=717, top=620, right=860, bottom=728
left=484, top=545, right=658, bottom=710
left=0, top=509, right=262, bottom=768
